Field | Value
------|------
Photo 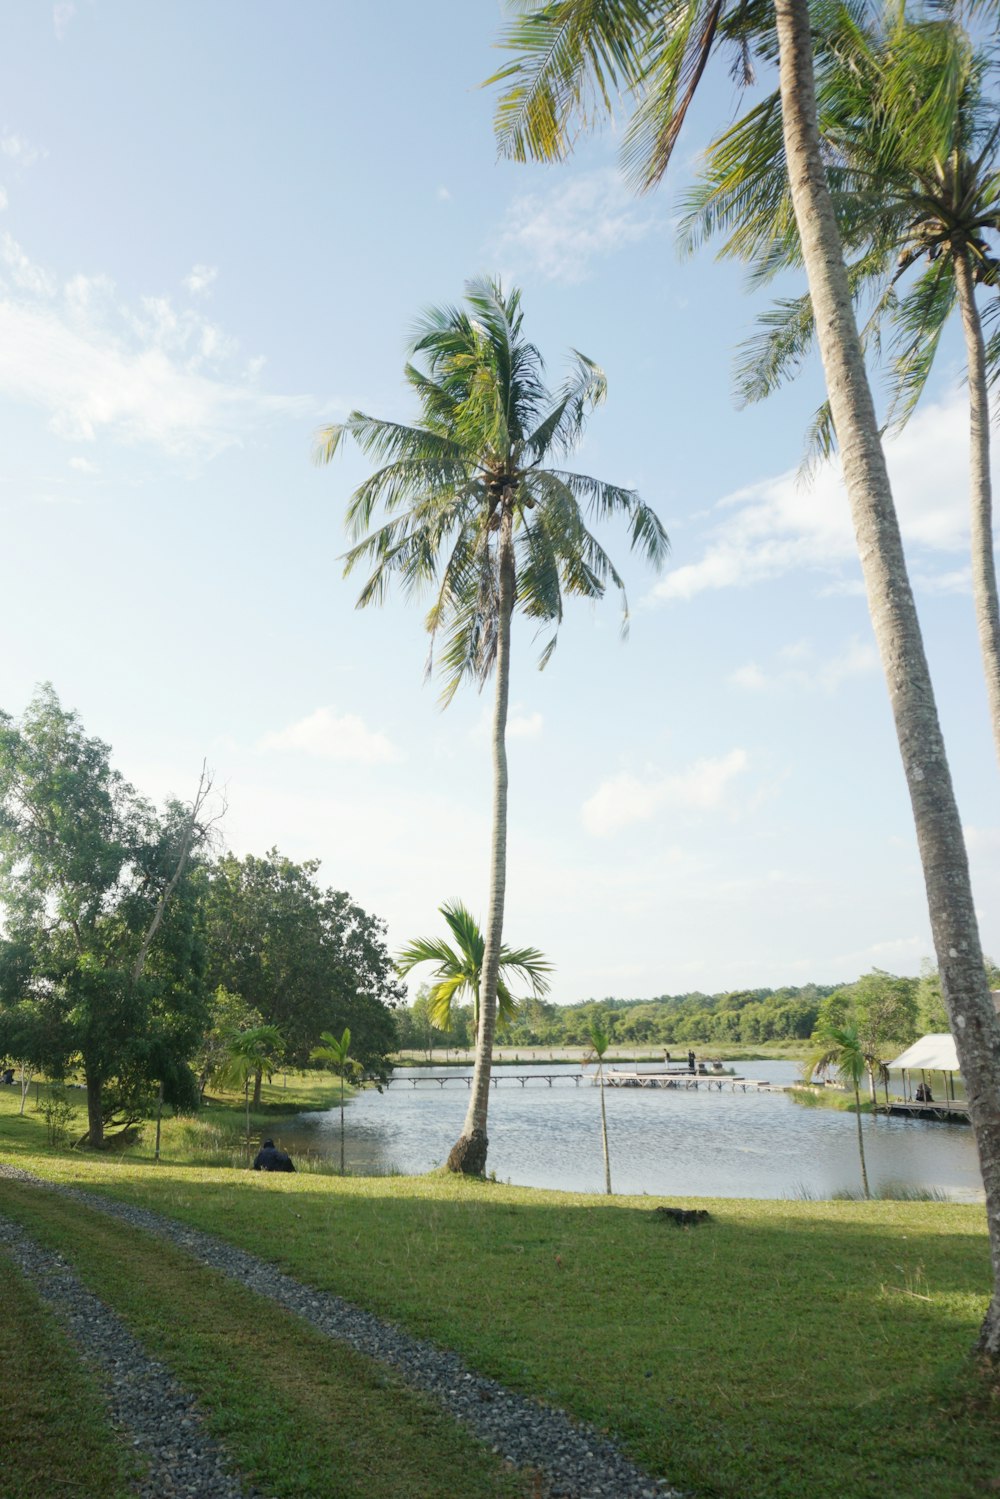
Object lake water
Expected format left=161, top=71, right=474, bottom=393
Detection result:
left=279, top=1061, right=985, bottom=1201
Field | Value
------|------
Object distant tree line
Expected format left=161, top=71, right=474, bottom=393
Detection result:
left=397, top=964, right=987, bottom=1055
left=0, top=687, right=402, bottom=1145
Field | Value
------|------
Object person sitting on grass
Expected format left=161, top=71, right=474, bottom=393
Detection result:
left=252, top=1138, right=295, bottom=1172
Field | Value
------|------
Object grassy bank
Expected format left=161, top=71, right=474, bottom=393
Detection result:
left=0, top=1086, right=995, bottom=1499
left=0, top=1071, right=352, bottom=1171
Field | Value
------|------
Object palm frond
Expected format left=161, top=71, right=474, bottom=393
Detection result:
left=489, top=0, right=656, bottom=164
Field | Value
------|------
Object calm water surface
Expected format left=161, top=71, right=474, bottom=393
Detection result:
left=280, top=1061, right=984, bottom=1200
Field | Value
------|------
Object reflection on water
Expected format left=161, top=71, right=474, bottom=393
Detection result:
left=278, top=1061, right=984, bottom=1200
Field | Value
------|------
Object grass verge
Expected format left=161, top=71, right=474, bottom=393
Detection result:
left=0, top=1251, right=135, bottom=1498
left=2, top=1144, right=996, bottom=1499
left=0, top=1178, right=530, bottom=1499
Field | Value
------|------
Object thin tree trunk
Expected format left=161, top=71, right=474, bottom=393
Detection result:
left=953, top=248, right=1000, bottom=768
left=775, top=0, right=1000, bottom=1358
left=340, top=1073, right=346, bottom=1176
left=252, top=1066, right=263, bottom=1109
left=130, top=764, right=211, bottom=985
left=448, top=507, right=514, bottom=1175
left=154, top=1079, right=164, bottom=1162
left=853, top=1080, right=871, bottom=1199
left=85, top=1069, right=104, bottom=1150
left=599, top=1059, right=612, bottom=1195
left=18, top=1064, right=32, bottom=1117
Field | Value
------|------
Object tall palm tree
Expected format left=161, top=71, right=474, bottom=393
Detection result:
left=583, top=1018, right=613, bottom=1195
left=316, top=277, right=667, bottom=1176
left=490, top=0, right=1000, bottom=1359
left=396, top=900, right=552, bottom=1038
left=311, top=1027, right=359, bottom=1176
left=685, top=8, right=1000, bottom=766
left=809, top=1022, right=871, bottom=1199
left=488, top=0, right=1000, bottom=1367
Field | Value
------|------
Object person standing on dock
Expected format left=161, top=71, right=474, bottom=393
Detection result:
left=687, top=1050, right=695, bottom=1072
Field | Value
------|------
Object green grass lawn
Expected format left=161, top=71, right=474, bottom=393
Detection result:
left=1, top=1082, right=997, bottom=1499
left=0, top=1178, right=529, bottom=1499
left=0, top=1252, right=135, bottom=1498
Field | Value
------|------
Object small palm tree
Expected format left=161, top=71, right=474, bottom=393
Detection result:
left=396, top=901, right=552, bottom=1039
left=317, top=277, right=666, bottom=1176
left=809, top=1023, right=871, bottom=1200
left=216, top=1024, right=285, bottom=1159
left=310, top=1028, right=359, bottom=1176
left=583, top=1019, right=613, bottom=1195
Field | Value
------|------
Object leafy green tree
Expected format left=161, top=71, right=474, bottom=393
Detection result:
left=687, top=9, right=1000, bottom=765
left=584, top=1019, right=613, bottom=1195
left=318, top=277, right=666, bottom=1175
left=489, top=0, right=1000, bottom=1359
left=0, top=686, right=211, bottom=1147
left=216, top=1023, right=286, bottom=1157
left=201, top=850, right=402, bottom=1092
left=809, top=1023, right=871, bottom=1199
left=311, top=1027, right=360, bottom=1175
left=816, top=970, right=918, bottom=1106
left=396, top=900, right=552, bottom=1037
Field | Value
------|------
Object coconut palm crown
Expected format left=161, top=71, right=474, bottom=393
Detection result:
left=396, top=900, right=552, bottom=1035
left=317, top=276, right=667, bottom=704
left=682, top=6, right=1000, bottom=767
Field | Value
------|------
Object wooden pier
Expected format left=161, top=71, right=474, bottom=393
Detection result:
left=385, top=1072, right=587, bottom=1089
left=883, top=1098, right=970, bottom=1123
left=601, top=1070, right=781, bottom=1092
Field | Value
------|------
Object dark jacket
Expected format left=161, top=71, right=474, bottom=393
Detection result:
left=252, top=1144, right=295, bottom=1172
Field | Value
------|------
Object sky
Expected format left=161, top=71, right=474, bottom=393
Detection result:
left=1, top=1, right=997, bottom=1005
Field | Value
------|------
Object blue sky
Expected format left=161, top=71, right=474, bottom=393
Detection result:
left=1, top=1, right=996, bottom=1003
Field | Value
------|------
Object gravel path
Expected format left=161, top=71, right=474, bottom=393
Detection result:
left=0, top=1208, right=271, bottom=1499
left=0, top=1164, right=680, bottom=1499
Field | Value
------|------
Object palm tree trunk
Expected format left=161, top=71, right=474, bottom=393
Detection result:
left=448, top=507, right=514, bottom=1175
left=340, top=1073, right=346, bottom=1176
left=599, top=1061, right=612, bottom=1195
left=853, top=1080, right=871, bottom=1199
left=252, top=1066, right=263, bottom=1109
left=953, top=247, right=1000, bottom=768
left=775, top=0, right=1000, bottom=1358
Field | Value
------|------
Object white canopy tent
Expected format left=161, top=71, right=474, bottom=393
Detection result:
left=887, top=1035, right=958, bottom=1073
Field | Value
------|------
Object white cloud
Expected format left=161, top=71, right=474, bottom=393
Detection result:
left=582, top=748, right=748, bottom=836
left=0, top=189, right=7, bottom=213
left=2, top=232, right=56, bottom=296
left=470, top=704, right=543, bottom=741
left=0, top=132, right=46, bottom=168
left=69, top=455, right=99, bottom=474
left=259, top=707, right=403, bottom=765
left=53, top=2, right=75, bottom=41
left=730, top=636, right=879, bottom=694
left=0, top=234, right=305, bottom=457
left=508, top=709, right=543, bottom=739
left=499, top=169, right=661, bottom=284
left=184, top=263, right=218, bottom=296
left=436, top=186, right=451, bottom=202
left=650, top=392, right=977, bottom=603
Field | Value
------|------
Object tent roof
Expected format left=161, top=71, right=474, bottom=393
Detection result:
left=887, top=1034, right=958, bottom=1072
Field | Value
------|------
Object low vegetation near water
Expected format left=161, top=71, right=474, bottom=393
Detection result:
left=0, top=1083, right=997, bottom=1499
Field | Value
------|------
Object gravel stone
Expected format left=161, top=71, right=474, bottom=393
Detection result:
left=0, top=1164, right=682, bottom=1498
left=0, top=1207, right=271, bottom=1499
